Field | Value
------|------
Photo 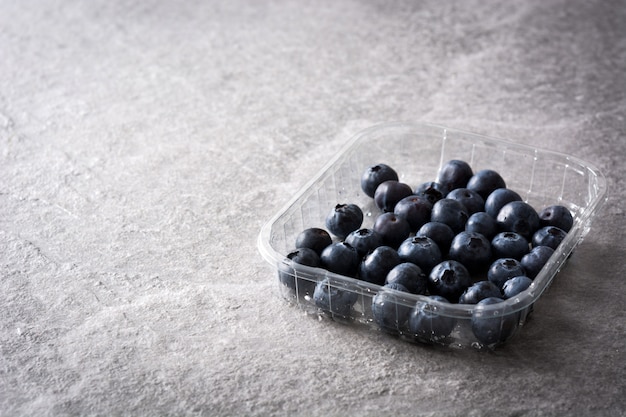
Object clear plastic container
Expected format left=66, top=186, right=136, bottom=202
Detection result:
left=257, top=122, right=608, bottom=349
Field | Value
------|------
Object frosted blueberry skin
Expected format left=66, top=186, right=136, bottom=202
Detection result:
left=371, top=283, right=412, bottom=332
left=385, top=262, right=429, bottom=295
left=397, top=236, right=443, bottom=274
left=502, top=276, right=533, bottom=299
left=431, top=198, right=469, bottom=234
left=458, top=280, right=502, bottom=304
left=417, top=221, right=455, bottom=255
left=295, top=227, right=332, bottom=255
left=488, top=258, right=526, bottom=290
left=358, top=246, right=402, bottom=286
left=374, top=180, right=413, bottom=213
left=484, top=188, right=523, bottom=218
left=437, top=159, right=474, bottom=194
left=467, top=169, right=507, bottom=200
left=393, top=195, right=433, bottom=232
left=409, top=295, right=456, bottom=343
left=313, top=278, right=358, bottom=319
left=448, top=231, right=492, bottom=274
left=414, top=181, right=447, bottom=205
left=361, top=163, right=399, bottom=198
left=325, top=203, right=363, bottom=239
left=447, top=188, right=485, bottom=215
left=345, top=228, right=383, bottom=258
left=427, top=260, right=472, bottom=303
left=539, top=204, right=574, bottom=232
left=491, top=231, right=530, bottom=261
left=532, top=226, right=567, bottom=250
left=471, top=297, right=517, bottom=346
left=278, top=247, right=320, bottom=297
left=521, top=245, right=555, bottom=279
left=320, top=241, right=360, bottom=277
left=373, top=212, right=412, bottom=249
left=466, top=212, right=498, bottom=240
left=496, top=201, right=540, bottom=240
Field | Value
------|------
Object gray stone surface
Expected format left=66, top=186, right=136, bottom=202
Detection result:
left=1, top=0, right=625, bottom=416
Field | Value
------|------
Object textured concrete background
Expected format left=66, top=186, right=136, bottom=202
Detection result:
left=1, top=0, right=625, bottom=416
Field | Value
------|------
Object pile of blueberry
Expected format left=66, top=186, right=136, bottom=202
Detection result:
left=278, top=160, right=574, bottom=347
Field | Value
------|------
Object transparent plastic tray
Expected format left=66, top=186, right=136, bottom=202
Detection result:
left=257, top=122, right=608, bottom=349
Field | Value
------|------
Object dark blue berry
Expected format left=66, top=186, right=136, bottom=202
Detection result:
left=502, top=276, right=533, bottom=299
left=431, top=198, right=469, bottom=234
left=278, top=248, right=320, bottom=298
left=539, top=205, right=574, bottom=232
left=371, top=283, right=412, bottom=332
left=325, top=203, right=363, bottom=239
left=520, top=245, right=554, bottom=279
left=532, top=226, right=567, bottom=250
left=361, top=163, right=399, bottom=198
left=409, top=295, right=456, bottom=343
left=484, top=188, right=522, bottom=218
left=320, top=241, right=360, bottom=277
left=397, top=236, right=442, bottom=273
left=385, top=262, right=428, bottom=295
left=313, top=278, right=358, bottom=319
left=295, top=227, right=332, bottom=255
left=487, top=258, right=525, bottom=290
left=416, top=222, right=455, bottom=254
left=471, top=297, right=517, bottom=347
left=465, top=212, right=498, bottom=240
left=374, top=180, right=414, bottom=212
left=448, top=231, right=492, bottom=273
left=467, top=169, right=506, bottom=200
left=393, top=195, right=433, bottom=232
left=491, top=231, right=530, bottom=260
left=358, top=246, right=402, bottom=285
left=428, top=260, right=472, bottom=303
left=496, top=201, right=540, bottom=240
left=458, top=280, right=502, bottom=304
left=437, top=160, right=473, bottom=193
left=447, top=188, right=485, bottom=215
left=373, top=212, right=412, bottom=249
left=345, top=228, right=383, bottom=257
left=414, top=181, right=447, bottom=204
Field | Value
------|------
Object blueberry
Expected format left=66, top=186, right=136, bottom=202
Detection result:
left=448, top=231, right=492, bottom=273
left=428, top=260, right=472, bottom=303
left=430, top=198, right=469, bottom=234
left=437, top=160, right=473, bottom=193
left=313, top=278, right=358, bottom=319
left=487, top=258, right=525, bottom=290
left=484, top=188, right=523, bottom=218
left=471, top=297, right=517, bottom=347
left=393, top=195, right=433, bottom=232
left=502, top=276, right=533, bottom=299
left=458, top=280, right=502, bottom=304
left=532, top=226, right=567, bottom=250
left=320, top=241, right=360, bottom=277
left=466, top=169, right=506, bottom=200
left=345, top=228, right=383, bottom=257
left=385, top=262, right=428, bottom=295
left=397, top=236, right=442, bottom=273
left=361, top=163, right=399, bottom=198
left=295, top=227, right=332, bottom=255
left=373, top=212, right=412, bottom=249
left=447, top=188, right=485, bottom=215
left=539, top=205, right=574, bottom=233
left=465, top=212, right=498, bottom=240
left=414, top=181, right=447, bottom=204
left=278, top=247, right=320, bottom=298
left=491, top=231, right=530, bottom=260
left=520, top=245, right=555, bottom=279
left=496, top=201, right=540, bottom=240
left=371, top=283, right=412, bottom=333
left=325, top=203, right=364, bottom=239
left=358, top=245, right=402, bottom=285
left=409, top=295, right=456, bottom=343
left=416, top=221, right=455, bottom=254
left=374, top=180, right=414, bottom=212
